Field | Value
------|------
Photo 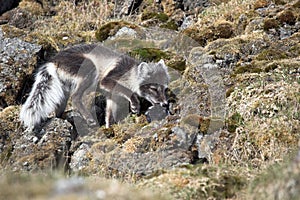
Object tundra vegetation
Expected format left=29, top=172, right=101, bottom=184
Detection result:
left=0, top=0, right=299, bottom=199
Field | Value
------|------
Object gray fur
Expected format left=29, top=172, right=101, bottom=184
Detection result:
left=20, top=44, right=169, bottom=129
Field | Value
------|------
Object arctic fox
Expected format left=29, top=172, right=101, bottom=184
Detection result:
left=20, top=44, right=169, bottom=129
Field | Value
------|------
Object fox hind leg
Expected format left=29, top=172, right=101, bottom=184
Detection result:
left=105, top=94, right=132, bottom=128
left=72, top=76, right=98, bottom=126
left=55, top=90, right=70, bottom=118
left=105, top=97, right=116, bottom=128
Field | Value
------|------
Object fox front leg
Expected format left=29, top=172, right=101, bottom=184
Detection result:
left=130, top=93, right=140, bottom=115
left=101, top=77, right=140, bottom=115
left=105, top=97, right=116, bottom=128
left=72, top=74, right=98, bottom=127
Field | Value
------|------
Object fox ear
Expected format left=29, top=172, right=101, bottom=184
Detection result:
left=137, top=62, right=149, bottom=77
left=158, top=59, right=165, bottom=65
left=158, top=59, right=167, bottom=70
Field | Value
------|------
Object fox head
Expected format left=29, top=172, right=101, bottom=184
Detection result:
left=137, top=59, right=169, bottom=106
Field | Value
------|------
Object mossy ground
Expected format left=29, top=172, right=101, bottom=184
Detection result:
left=0, top=171, right=168, bottom=200
left=129, top=47, right=186, bottom=71
left=0, top=0, right=300, bottom=199
left=95, top=21, right=140, bottom=42
left=138, top=164, right=250, bottom=199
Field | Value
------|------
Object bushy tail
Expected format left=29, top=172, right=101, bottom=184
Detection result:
left=20, top=63, right=65, bottom=129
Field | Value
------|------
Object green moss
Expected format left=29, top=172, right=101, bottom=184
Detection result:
left=256, top=49, right=288, bottom=61
left=160, top=21, right=178, bottom=30
left=182, top=28, right=207, bottom=47
left=167, top=55, right=186, bottom=71
left=264, top=63, right=278, bottom=72
left=0, top=145, right=13, bottom=164
left=226, top=112, right=244, bottom=133
left=129, top=48, right=168, bottom=62
left=214, top=22, right=234, bottom=39
left=234, top=64, right=263, bottom=74
left=278, top=10, right=296, bottom=25
left=0, top=106, right=22, bottom=166
left=253, top=0, right=269, bottom=9
left=1, top=25, right=27, bottom=38
left=213, top=174, right=246, bottom=199
left=95, top=21, right=139, bottom=42
left=102, top=127, right=115, bottom=138
left=183, top=22, right=234, bottom=47
left=226, top=86, right=235, bottom=98
left=274, top=0, right=287, bottom=5
left=290, top=44, right=300, bottom=55
left=263, top=18, right=280, bottom=31
left=141, top=12, right=169, bottom=22
left=183, top=165, right=247, bottom=199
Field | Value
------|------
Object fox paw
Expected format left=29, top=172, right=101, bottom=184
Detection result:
left=131, top=104, right=140, bottom=115
left=130, top=94, right=140, bottom=115
left=87, top=118, right=97, bottom=127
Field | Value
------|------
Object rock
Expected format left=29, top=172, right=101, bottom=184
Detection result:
left=0, top=106, right=21, bottom=164
left=114, top=27, right=138, bottom=38
left=179, top=15, right=195, bottom=30
left=0, top=111, right=75, bottom=171
left=0, top=0, right=20, bottom=15
left=182, top=0, right=209, bottom=11
left=174, top=47, right=228, bottom=160
left=113, top=0, right=143, bottom=17
left=2, top=7, right=38, bottom=29
left=145, top=105, right=169, bottom=122
left=161, top=0, right=208, bottom=15
left=69, top=143, right=91, bottom=172
left=98, top=148, right=192, bottom=177
left=0, top=27, right=42, bottom=108
left=68, top=121, right=200, bottom=178
left=95, top=21, right=141, bottom=42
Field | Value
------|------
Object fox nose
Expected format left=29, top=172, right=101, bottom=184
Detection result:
left=160, top=100, right=168, bottom=107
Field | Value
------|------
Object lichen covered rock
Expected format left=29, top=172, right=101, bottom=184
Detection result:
left=0, top=27, right=41, bottom=108
left=0, top=106, right=74, bottom=171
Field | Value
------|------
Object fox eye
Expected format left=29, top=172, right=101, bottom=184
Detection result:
left=149, top=85, right=157, bottom=91
left=149, top=87, right=159, bottom=95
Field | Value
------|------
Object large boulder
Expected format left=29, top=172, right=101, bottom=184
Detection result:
left=0, top=106, right=75, bottom=171
left=0, top=27, right=42, bottom=109
left=0, top=0, right=20, bottom=15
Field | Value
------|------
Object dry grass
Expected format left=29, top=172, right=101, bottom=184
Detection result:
left=0, top=172, right=54, bottom=200
left=222, top=63, right=300, bottom=168
left=0, top=171, right=169, bottom=200
left=138, top=164, right=251, bottom=199
left=196, top=0, right=255, bottom=26
left=195, top=0, right=299, bottom=32
left=25, top=0, right=114, bottom=50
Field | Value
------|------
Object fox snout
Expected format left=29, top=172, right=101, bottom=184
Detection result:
left=148, top=91, right=168, bottom=107
left=161, top=101, right=168, bottom=107
left=158, top=98, right=168, bottom=107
